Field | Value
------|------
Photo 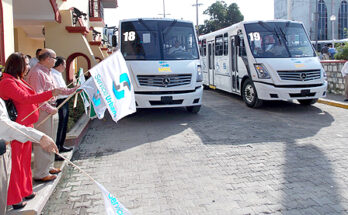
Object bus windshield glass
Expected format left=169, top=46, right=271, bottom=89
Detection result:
left=245, top=22, right=316, bottom=58
left=121, top=20, right=199, bottom=60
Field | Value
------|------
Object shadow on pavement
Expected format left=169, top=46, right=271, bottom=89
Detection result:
left=71, top=89, right=341, bottom=213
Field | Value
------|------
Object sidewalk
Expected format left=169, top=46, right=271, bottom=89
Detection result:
left=318, top=92, right=348, bottom=109
left=6, top=115, right=90, bottom=215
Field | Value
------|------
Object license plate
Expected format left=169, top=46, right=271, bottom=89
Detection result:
left=301, top=89, right=310, bottom=96
left=161, top=96, right=173, bottom=103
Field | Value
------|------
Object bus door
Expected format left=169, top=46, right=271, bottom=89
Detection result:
left=207, top=41, right=215, bottom=86
left=230, top=36, right=239, bottom=93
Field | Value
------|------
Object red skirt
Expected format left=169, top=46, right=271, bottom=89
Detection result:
left=7, top=140, right=33, bottom=205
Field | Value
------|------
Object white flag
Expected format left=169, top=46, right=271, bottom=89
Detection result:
left=89, top=50, right=136, bottom=122
left=77, top=68, right=90, bottom=113
left=95, top=182, right=132, bottom=215
left=79, top=78, right=107, bottom=119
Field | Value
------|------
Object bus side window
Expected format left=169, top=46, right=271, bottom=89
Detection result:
left=223, top=33, right=228, bottom=56
left=202, top=39, right=206, bottom=56
left=238, top=35, right=246, bottom=57
left=215, top=35, right=223, bottom=56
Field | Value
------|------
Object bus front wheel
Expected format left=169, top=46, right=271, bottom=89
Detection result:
left=186, top=105, right=201, bottom=113
left=242, top=79, right=263, bottom=108
left=297, top=99, right=318, bottom=105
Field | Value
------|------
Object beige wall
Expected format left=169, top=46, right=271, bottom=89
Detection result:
left=77, top=56, right=89, bottom=74
left=45, top=10, right=97, bottom=81
left=14, top=27, right=44, bottom=57
left=2, top=0, right=14, bottom=60
left=45, top=10, right=96, bottom=64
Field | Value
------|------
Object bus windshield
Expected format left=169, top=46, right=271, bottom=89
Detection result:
left=121, top=20, right=199, bottom=60
left=245, top=22, right=316, bottom=58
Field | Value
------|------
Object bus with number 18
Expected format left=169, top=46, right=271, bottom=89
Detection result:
left=119, top=18, right=203, bottom=113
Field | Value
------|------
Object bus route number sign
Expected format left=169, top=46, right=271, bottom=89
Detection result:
left=123, top=31, right=136, bottom=42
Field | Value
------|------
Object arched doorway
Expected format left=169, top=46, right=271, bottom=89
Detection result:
left=0, top=1, right=5, bottom=65
left=66, top=52, right=91, bottom=82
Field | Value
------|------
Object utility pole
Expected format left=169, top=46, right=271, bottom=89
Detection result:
left=158, top=0, right=170, bottom=18
left=315, top=0, right=319, bottom=50
left=192, top=0, right=203, bottom=34
left=287, top=0, right=292, bottom=20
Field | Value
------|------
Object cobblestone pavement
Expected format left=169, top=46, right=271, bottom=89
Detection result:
left=43, top=90, right=348, bottom=215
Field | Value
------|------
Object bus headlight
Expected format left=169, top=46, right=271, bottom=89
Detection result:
left=322, top=69, right=327, bottom=80
left=254, top=64, right=270, bottom=79
left=196, top=65, right=203, bottom=82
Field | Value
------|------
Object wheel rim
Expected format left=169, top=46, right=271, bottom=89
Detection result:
left=244, top=84, right=255, bottom=103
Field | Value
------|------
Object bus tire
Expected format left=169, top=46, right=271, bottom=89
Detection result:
left=297, top=98, right=318, bottom=105
left=242, top=79, right=263, bottom=108
left=186, top=105, right=201, bottom=113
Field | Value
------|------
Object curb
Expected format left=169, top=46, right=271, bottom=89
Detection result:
left=318, top=98, right=348, bottom=109
left=6, top=151, right=74, bottom=215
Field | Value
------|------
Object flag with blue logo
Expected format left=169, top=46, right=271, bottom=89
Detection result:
left=88, top=50, right=136, bottom=122
left=77, top=68, right=90, bottom=114
left=95, top=182, right=132, bottom=215
left=79, top=78, right=107, bottom=119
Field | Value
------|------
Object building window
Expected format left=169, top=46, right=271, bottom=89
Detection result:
left=318, top=0, right=328, bottom=40
left=339, top=0, right=348, bottom=39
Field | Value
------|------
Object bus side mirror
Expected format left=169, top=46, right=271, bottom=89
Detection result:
left=112, top=35, right=118, bottom=47
left=234, top=35, right=240, bottom=47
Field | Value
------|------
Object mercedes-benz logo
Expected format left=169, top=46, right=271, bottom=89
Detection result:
left=300, top=73, right=307, bottom=80
left=162, top=77, right=171, bottom=87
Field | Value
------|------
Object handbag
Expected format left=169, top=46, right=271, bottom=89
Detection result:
left=5, top=99, right=17, bottom=121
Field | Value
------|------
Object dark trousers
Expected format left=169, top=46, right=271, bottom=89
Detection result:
left=56, top=99, right=69, bottom=149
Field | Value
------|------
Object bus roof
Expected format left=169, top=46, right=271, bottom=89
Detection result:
left=199, top=19, right=304, bottom=38
left=119, top=18, right=194, bottom=24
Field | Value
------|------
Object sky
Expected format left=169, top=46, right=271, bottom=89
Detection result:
left=104, top=0, right=274, bottom=28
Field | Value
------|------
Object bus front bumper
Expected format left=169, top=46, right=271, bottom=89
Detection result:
left=135, top=86, right=203, bottom=108
left=254, top=81, right=328, bottom=101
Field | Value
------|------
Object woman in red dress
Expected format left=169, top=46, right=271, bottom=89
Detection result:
left=0, top=53, right=63, bottom=209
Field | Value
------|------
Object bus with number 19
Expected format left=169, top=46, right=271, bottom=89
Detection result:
left=199, top=20, right=327, bottom=108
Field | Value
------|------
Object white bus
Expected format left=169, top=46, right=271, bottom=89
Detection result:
left=119, top=18, right=203, bottom=113
left=199, top=20, right=327, bottom=107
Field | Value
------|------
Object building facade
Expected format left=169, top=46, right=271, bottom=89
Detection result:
left=275, top=0, right=348, bottom=41
left=0, top=0, right=117, bottom=81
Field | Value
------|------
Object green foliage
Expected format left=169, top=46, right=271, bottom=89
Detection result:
left=199, top=1, right=244, bottom=35
left=334, top=42, right=348, bottom=60
left=67, top=94, right=85, bottom=132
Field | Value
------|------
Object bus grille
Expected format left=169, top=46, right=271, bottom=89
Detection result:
left=277, top=70, right=321, bottom=81
left=137, top=74, right=192, bottom=87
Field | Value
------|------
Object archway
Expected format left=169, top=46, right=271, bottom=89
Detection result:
left=66, top=52, right=91, bottom=82
left=95, top=56, right=102, bottom=63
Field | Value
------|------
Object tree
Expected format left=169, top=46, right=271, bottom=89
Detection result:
left=199, top=1, right=244, bottom=35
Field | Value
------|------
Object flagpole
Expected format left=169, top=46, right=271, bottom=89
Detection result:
left=4, top=118, right=97, bottom=183
left=36, top=91, right=78, bottom=128
left=21, top=70, right=90, bottom=122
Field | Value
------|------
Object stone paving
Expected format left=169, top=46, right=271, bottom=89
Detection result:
left=43, top=90, right=348, bottom=215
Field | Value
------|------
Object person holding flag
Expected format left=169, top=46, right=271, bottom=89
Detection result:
left=51, top=56, right=73, bottom=158
left=27, top=49, right=77, bottom=182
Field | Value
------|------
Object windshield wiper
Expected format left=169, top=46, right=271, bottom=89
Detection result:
left=163, top=20, right=177, bottom=35
left=278, top=27, right=287, bottom=43
left=257, top=21, right=282, bottom=44
left=138, top=19, right=153, bottom=32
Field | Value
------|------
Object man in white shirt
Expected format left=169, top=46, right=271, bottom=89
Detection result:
left=51, top=57, right=73, bottom=156
left=29, top=48, right=42, bottom=69
left=0, top=98, right=58, bottom=214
